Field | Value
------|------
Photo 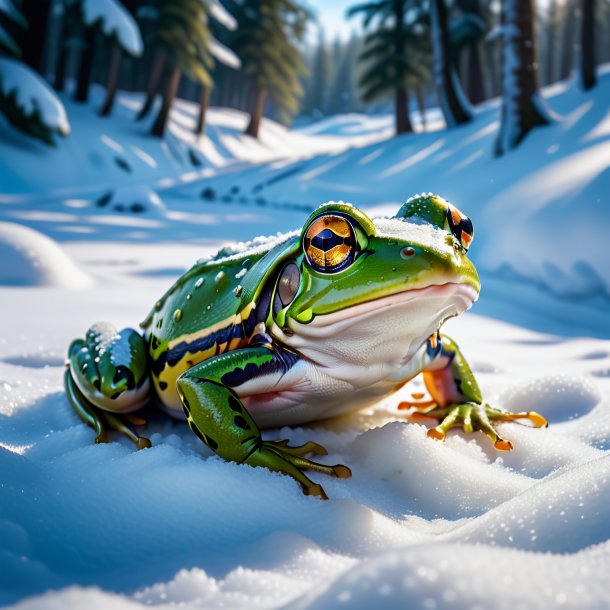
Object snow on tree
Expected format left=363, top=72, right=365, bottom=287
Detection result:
left=74, top=0, right=143, bottom=104
left=81, top=0, right=143, bottom=55
left=0, top=2, right=70, bottom=145
left=0, top=57, right=70, bottom=145
left=495, top=0, right=552, bottom=156
left=430, top=0, right=473, bottom=127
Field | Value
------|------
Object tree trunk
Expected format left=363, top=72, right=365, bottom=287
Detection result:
left=430, top=0, right=473, bottom=127
left=151, top=64, right=181, bottom=138
left=74, top=26, right=96, bottom=103
left=99, top=45, right=123, bottom=117
left=54, top=3, right=77, bottom=92
left=545, top=0, right=557, bottom=85
left=195, top=86, right=211, bottom=135
left=245, top=84, right=266, bottom=138
left=464, top=41, right=486, bottom=104
left=580, top=0, right=597, bottom=90
left=19, top=0, right=52, bottom=73
left=495, top=0, right=552, bottom=156
left=394, top=87, right=413, bottom=135
left=415, top=86, right=427, bottom=131
left=560, top=0, right=576, bottom=79
left=137, top=49, right=167, bottom=121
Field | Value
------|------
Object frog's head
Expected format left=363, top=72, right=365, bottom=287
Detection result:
left=269, top=195, right=480, bottom=369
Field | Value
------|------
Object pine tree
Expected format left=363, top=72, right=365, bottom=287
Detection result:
left=580, top=0, right=597, bottom=90
left=349, top=0, right=430, bottom=136
left=72, top=0, right=143, bottom=104
left=430, top=0, right=473, bottom=127
left=495, top=0, right=552, bottom=156
left=228, top=0, right=310, bottom=138
left=307, top=29, right=333, bottom=117
left=0, top=1, right=70, bottom=145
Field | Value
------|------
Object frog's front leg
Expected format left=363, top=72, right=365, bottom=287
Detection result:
left=176, top=346, right=351, bottom=499
left=65, top=322, right=152, bottom=449
left=413, top=335, right=547, bottom=449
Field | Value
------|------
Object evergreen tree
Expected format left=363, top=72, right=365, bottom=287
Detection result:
left=0, top=1, right=70, bottom=145
left=495, top=0, right=552, bottom=156
left=349, top=0, right=430, bottom=136
left=72, top=0, right=143, bottom=104
left=149, top=0, right=215, bottom=137
left=228, top=0, right=310, bottom=138
left=580, top=0, right=597, bottom=90
left=429, top=0, right=473, bottom=127
left=307, top=29, right=333, bottom=116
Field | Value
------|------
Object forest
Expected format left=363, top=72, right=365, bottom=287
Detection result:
left=0, top=0, right=608, bottom=152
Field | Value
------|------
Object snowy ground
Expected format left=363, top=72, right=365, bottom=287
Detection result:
left=0, top=73, right=609, bottom=609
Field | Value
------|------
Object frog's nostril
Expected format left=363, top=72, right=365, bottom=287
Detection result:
left=400, top=246, right=416, bottom=259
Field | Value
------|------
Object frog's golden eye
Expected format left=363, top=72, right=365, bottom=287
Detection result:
left=446, top=205, right=474, bottom=252
left=303, top=214, right=358, bottom=273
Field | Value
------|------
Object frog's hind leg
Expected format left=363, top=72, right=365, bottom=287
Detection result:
left=65, top=323, right=152, bottom=449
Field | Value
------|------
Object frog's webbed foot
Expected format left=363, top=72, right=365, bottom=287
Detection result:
left=244, top=439, right=351, bottom=500
left=65, top=369, right=152, bottom=449
left=421, top=402, right=547, bottom=450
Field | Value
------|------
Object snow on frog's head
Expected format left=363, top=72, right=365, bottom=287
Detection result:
left=269, top=196, right=480, bottom=368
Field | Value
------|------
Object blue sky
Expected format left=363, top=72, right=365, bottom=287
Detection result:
left=305, top=0, right=360, bottom=41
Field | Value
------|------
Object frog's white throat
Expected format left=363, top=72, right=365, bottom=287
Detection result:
left=273, top=283, right=478, bottom=382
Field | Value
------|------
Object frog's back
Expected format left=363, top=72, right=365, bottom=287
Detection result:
left=141, top=230, right=299, bottom=412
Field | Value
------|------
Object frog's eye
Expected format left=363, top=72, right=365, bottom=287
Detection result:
left=303, top=214, right=358, bottom=273
left=273, top=262, right=300, bottom=316
left=446, top=205, right=474, bottom=252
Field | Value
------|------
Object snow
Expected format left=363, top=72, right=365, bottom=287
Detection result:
left=0, top=57, right=70, bottom=136
left=0, top=222, right=92, bottom=288
left=82, top=0, right=143, bottom=57
left=0, top=67, right=610, bottom=609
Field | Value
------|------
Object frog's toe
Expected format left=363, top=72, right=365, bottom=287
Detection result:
left=427, top=427, right=446, bottom=441
left=494, top=438, right=514, bottom=451
left=491, top=409, right=548, bottom=428
left=304, top=483, right=329, bottom=500
left=269, top=439, right=328, bottom=456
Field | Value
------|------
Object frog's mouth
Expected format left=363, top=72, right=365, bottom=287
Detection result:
left=302, top=282, right=478, bottom=330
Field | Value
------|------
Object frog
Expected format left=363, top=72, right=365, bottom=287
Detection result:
left=64, top=194, right=547, bottom=499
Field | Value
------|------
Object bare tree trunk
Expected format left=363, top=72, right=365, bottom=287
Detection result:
left=545, top=0, right=558, bottom=84
left=99, top=45, right=123, bottom=117
left=74, top=26, right=96, bottom=103
left=245, top=83, right=266, bottom=138
left=464, top=41, right=486, bottom=104
left=195, top=86, right=211, bottom=135
left=495, top=0, right=552, bottom=156
left=151, top=64, right=182, bottom=138
left=560, top=0, right=576, bottom=79
left=580, top=0, right=597, bottom=89
left=394, top=87, right=413, bottom=135
left=137, top=49, right=167, bottom=121
left=19, top=0, right=52, bottom=73
left=430, top=0, right=473, bottom=127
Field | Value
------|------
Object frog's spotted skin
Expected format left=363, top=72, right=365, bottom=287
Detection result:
left=65, top=194, right=547, bottom=498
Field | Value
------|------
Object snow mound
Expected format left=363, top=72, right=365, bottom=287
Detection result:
left=0, top=222, right=92, bottom=288
left=94, top=185, right=167, bottom=217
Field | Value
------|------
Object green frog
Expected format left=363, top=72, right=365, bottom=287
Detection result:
left=64, top=194, right=546, bottom=499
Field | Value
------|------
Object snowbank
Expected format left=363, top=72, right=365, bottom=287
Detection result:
left=0, top=222, right=91, bottom=288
